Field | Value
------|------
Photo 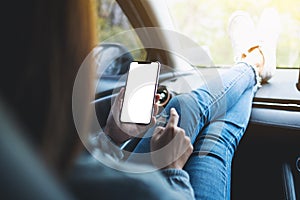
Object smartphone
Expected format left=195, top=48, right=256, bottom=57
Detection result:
left=120, top=61, right=160, bottom=125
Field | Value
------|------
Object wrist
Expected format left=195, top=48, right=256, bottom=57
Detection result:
left=104, top=126, right=124, bottom=146
left=104, top=125, right=134, bottom=146
left=163, top=163, right=183, bottom=170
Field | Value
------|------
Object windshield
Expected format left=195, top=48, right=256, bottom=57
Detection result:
left=166, top=0, right=300, bottom=68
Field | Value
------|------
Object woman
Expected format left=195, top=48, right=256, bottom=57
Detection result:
left=0, top=0, right=279, bottom=198
left=0, top=0, right=192, bottom=199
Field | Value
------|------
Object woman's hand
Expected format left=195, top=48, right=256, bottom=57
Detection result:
left=150, top=108, right=193, bottom=169
left=105, top=88, right=160, bottom=146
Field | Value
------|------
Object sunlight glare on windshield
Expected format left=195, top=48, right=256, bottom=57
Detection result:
left=166, top=0, right=300, bottom=68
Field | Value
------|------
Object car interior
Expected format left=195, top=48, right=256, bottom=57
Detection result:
left=94, top=0, right=300, bottom=199
left=1, top=0, right=299, bottom=199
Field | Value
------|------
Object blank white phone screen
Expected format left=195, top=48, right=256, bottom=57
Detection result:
left=120, top=62, right=160, bottom=124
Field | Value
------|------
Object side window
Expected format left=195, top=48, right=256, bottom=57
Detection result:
left=96, top=0, right=146, bottom=76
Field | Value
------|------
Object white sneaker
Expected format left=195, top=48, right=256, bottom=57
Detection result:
left=228, top=11, right=258, bottom=63
left=257, top=8, right=280, bottom=82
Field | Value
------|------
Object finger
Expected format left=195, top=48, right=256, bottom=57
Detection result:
left=150, top=100, right=159, bottom=127
left=189, top=143, right=194, bottom=154
left=154, top=94, right=160, bottom=103
left=166, top=108, right=179, bottom=128
left=184, top=135, right=193, bottom=153
left=118, top=87, right=125, bottom=101
left=150, top=116, right=156, bottom=127
left=153, top=103, right=159, bottom=116
left=116, top=87, right=125, bottom=109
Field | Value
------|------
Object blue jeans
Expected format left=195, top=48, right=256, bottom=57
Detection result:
left=128, top=62, right=257, bottom=199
